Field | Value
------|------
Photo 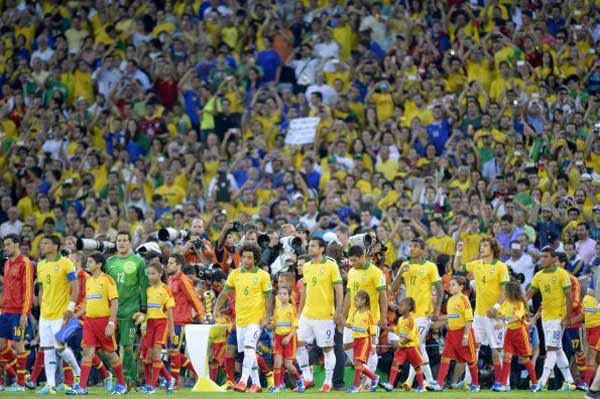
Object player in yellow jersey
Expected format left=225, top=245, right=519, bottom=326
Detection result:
left=215, top=244, right=273, bottom=393
left=342, top=245, right=387, bottom=383
left=453, top=236, right=509, bottom=388
left=391, top=239, right=442, bottom=387
left=36, top=236, right=81, bottom=395
left=297, top=238, right=343, bottom=392
left=68, top=253, right=127, bottom=395
left=140, top=262, right=176, bottom=394
left=525, top=247, right=574, bottom=391
left=381, top=297, right=426, bottom=392
left=581, top=294, right=600, bottom=386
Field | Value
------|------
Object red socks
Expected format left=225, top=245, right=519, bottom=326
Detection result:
left=63, top=362, right=73, bottom=386
left=169, top=351, right=181, bottom=383
left=31, top=350, right=44, bottom=383
left=353, top=364, right=377, bottom=388
left=225, top=356, right=235, bottom=382
left=493, top=359, right=502, bottom=383
left=93, top=355, right=110, bottom=379
left=388, top=360, right=400, bottom=386
left=468, top=362, right=479, bottom=386
left=524, top=360, right=538, bottom=384
left=79, top=361, right=92, bottom=389
left=17, top=352, right=27, bottom=386
left=111, top=358, right=126, bottom=386
left=415, top=366, right=424, bottom=388
left=151, top=361, right=162, bottom=387
left=437, top=360, right=450, bottom=387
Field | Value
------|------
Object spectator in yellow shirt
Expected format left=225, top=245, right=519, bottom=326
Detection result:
left=154, top=171, right=186, bottom=207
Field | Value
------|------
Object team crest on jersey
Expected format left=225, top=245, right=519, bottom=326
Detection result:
left=124, top=261, right=136, bottom=273
left=419, top=268, right=425, bottom=276
left=54, top=266, right=59, bottom=271
left=320, top=268, right=325, bottom=274
left=253, top=277, right=258, bottom=284
left=490, top=268, right=495, bottom=275
left=552, top=276, right=557, bottom=283
left=361, top=274, right=368, bottom=281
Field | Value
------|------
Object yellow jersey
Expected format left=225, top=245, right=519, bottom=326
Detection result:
left=37, top=256, right=77, bottom=320
left=447, top=294, right=473, bottom=331
left=348, top=309, right=376, bottom=339
left=583, top=295, right=600, bottom=328
left=146, top=283, right=175, bottom=320
left=225, top=267, right=272, bottom=327
left=463, top=259, right=509, bottom=316
left=347, top=263, right=386, bottom=323
left=302, top=257, right=342, bottom=319
left=498, top=299, right=526, bottom=330
left=154, top=183, right=185, bottom=207
left=530, top=267, right=571, bottom=321
left=273, top=302, right=298, bottom=336
left=427, top=235, right=455, bottom=256
left=394, top=313, right=419, bottom=348
left=85, top=273, right=118, bottom=318
left=401, top=259, right=441, bottom=317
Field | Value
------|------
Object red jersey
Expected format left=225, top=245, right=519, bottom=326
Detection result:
left=168, top=271, right=205, bottom=325
left=2, top=254, right=34, bottom=314
left=75, top=269, right=89, bottom=311
left=568, top=273, right=583, bottom=328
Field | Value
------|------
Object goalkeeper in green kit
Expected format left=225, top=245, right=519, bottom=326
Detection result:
left=106, top=231, right=149, bottom=386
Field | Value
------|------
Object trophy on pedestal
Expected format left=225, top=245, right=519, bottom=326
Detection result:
left=202, top=290, right=216, bottom=324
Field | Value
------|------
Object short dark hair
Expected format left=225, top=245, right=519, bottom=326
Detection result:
left=501, top=214, right=513, bottom=223
left=241, top=243, right=261, bottom=263
left=116, top=231, right=131, bottom=241
left=89, top=252, right=105, bottom=268
left=3, top=234, right=20, bottom=245
left=411, top=238, right=426, bottom=250
left=169, top=254, right=185, bottom=268
left=309, top=237, right=327, bottom=250
left=451, top=275, right=468, bottom=291
left=348, top=245, right=365, bottom=257
left=44, top=235, right=61, bottom=247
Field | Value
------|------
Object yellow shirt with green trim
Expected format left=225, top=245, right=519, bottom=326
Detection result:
left=401, top=258, right=441, bottom=317
left=225, top=266, right=272, bottom=327
left=37, top=256, right=77, bottom=320
left=346, top=262, right=386, bottom=323
left=302, top=256, right=342, bottom=319
left=583, top=294, right=600, bottom=328
left=530, top=266, right=571, bottom=321
left=463, top=258, right=509, bottom=316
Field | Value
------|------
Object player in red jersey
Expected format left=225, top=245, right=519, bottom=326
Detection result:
left=166, top=254, right=205, bottom=387
left=0, top=235, right=34, bottom=391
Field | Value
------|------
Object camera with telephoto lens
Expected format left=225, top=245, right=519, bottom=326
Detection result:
left=192, top=240, right=204, bottom=250
left=77, top=238, right=116, bottom=252
left=196, top=265, right=226, bottom=282
left=508, top=267, right=525, bottom=284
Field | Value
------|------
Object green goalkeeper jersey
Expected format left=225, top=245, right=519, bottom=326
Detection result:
left=106, top=252, right=148, bottom=318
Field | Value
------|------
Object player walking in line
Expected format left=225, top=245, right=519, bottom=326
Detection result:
left=106, top=231, right=148, bottom=385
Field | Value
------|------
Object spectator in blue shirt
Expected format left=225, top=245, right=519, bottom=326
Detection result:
left=256, top=37, right=282, bottom=84
left=427, top=104, right=452, bottom=155
left=301, top=157, right=321, bottom=191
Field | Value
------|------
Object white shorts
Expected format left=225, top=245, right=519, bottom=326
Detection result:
left=39, top=318, right=64, bottom=348
left=343, top=326, right=380, bottom=345
left=236, top=324, right=261, bottom=353
left=298, top=316, right=335, bottom=348
left=415, top=317, right=431, bottom=344
left=542, top=319, right=563, bottom=349
left=473, top=315, right=504, bottom=349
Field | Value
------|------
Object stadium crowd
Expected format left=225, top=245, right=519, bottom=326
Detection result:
left=4, top=0, right=600, bottom=396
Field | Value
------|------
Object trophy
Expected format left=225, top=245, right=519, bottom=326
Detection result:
left=202, top=290, right=216, bottom=324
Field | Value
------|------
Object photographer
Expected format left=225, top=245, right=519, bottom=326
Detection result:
left=215, top=220, right=241, bottom=272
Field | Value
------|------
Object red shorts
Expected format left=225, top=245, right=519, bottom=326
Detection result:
left=587, top=326, right=600, bottom=351
left=442, top=328, right=476, bottom=364
left=142, top=319, right=169, bottom=351
left=212, top=342, right=226, bottom=364
left=82, top=317, right=117, bottom=352
left=273, top=334, right=297, bottom=360
left=353, top=337, right=372, bottom=364
left=504, top=326, right=532, bottom=357
left=393, top=346, right=424, bottom=368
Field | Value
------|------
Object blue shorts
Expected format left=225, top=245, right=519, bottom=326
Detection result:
left=168, top=325, right=186, bottom=350
left=562, top=327, right=584, bottom=357
left=66, top=324, right=83, bottom=349
left=0, top=313, right=29, bottom=341
left=227, top=328, right=237, bottom=346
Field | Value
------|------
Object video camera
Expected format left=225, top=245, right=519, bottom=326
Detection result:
left=196, top=265, right=227, bottom=282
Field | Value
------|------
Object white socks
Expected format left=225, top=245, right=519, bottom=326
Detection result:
left=44, top=349, right=57, bottom=388
left=297, top=346, right=313, bottom=382
left=556, top=349, right=574, bottom=384
left=241, top=348, right=258, bottom=386
left=250, top=356, right=261, bottom=386
left=345, top=349, right=354, bottom=365
left=58, top=347, right=81, bottom=376
left=540, top=350, right=557, bottom=386
left=323, top=350, right=335, bottom=385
